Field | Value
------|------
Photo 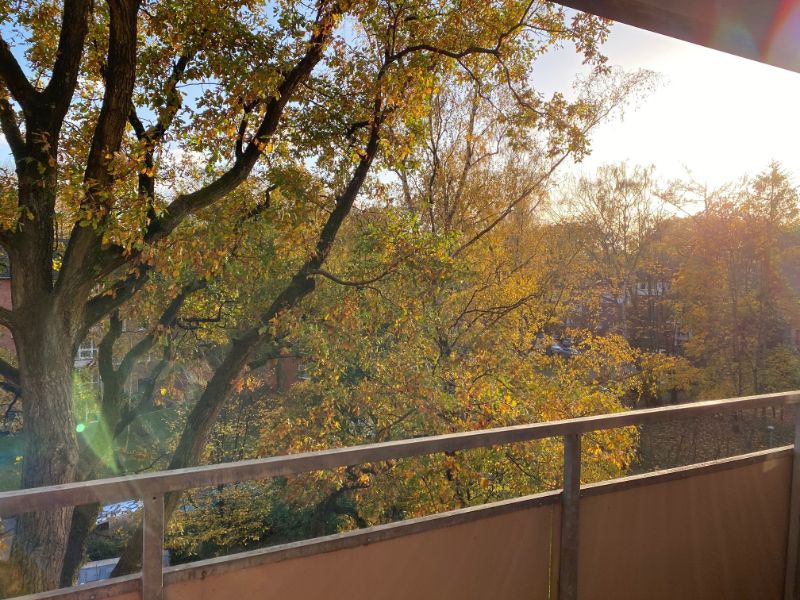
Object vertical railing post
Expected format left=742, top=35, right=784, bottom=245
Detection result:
left=143, top=493, right=165, bottom=600
left=559, top=433, right=581, bottom=600
left=784, top=407, right=800, bottom=600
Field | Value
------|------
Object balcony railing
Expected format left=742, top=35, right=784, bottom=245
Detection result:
left=1, top=390, right=799, bottom=600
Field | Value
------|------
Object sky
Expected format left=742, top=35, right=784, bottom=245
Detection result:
left=534, top=20, right=800, bottom=188
left=1, top=16, right=799, bottom=189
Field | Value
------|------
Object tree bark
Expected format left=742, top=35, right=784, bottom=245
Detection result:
left=9, top=313, right=79, bottom=592
left=59, top=503, right=101, bottom=588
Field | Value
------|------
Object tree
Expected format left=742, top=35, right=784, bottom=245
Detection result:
left=0, top=0, right=615, bottom=592
left=235, top=77, right=671, bottom=543
left=69, top=65, right=658, bottom=571
left=562, top=163, right=668, bottom=341
left=673, top=163, right=800, bottom=398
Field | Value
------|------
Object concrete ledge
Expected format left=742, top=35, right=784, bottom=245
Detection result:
left=13, top=575, right=139, bottom=600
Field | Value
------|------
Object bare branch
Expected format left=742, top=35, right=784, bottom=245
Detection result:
left=0, top=36, right=38, bottom=112
left=309, top=268, right=393, bottom=288
left=0, top=96, right=24, bottom=160
left=452, top=155, right=565, bottom=257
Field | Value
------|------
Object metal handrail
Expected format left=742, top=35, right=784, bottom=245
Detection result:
left=1, top=391, right=797, bottom=515
left=2, top=390, right=799, bottom=600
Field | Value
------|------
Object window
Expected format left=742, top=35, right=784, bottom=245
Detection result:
left=75, top=340, right=98, bottom=366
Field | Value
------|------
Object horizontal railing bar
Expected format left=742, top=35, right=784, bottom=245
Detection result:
left=0, top=390, right=797, bottom=516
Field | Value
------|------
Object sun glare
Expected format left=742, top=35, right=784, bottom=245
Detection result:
left=538, top=20, right=800, bottom=187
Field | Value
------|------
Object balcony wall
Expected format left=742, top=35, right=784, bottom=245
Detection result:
left=54, top=446, right=791, bottom=600
left=165, top=499, right=559, bottom=600
left=578, top=449, right=791, bottom=599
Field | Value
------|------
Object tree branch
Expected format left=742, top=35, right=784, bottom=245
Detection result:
left=88, top=9, right=341, bottom=290
left=452, top=155, right=564, bottom=257
left=129, top=51, right=195, bottom=221
left=142, top=9, right=339, bottom=246
left=41, top=0, right=92, bottom=126
left=117, top=280, right=204, bottom=380
left=57, top=0, right=139, bottom=298
left=97, top=311, right=124, bottom=396
left=110, top=99, right=386, bottom=578
left=0, top=357, right=19, bottom=387
left=241, top=184, right=277, bottom=222
left=127, top=106, right=146, bottom=139
left=0, top=35, right=38, bottom=112
left=141, top=52, right=193, bottom=144
left=115, top=344, right=171, bottom=438
left=82, top=265, right=153, bottom=335
left=309, top=268, right=393, bottom=288
left=0, top=95, right=24, bottom=161
left=83, top=0, right=139, bottom=187
left=234, top=98, right=261, bottom=160
left=388, top=0, right=535, bottom=64
left=95, top=280, right=202, bottom=449
left=0, top=306, right=14, bottom=331
left=174, top=107, right=385, bottom=469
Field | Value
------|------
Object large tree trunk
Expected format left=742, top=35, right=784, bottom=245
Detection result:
left=59, top=503, right=101, bottom=588
left=9, top=313, right=79, bottom=594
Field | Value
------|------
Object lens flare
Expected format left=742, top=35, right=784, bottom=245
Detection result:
left=765, top=1, right=800, bottom=70
left=711, top=19, right=758, bottom=59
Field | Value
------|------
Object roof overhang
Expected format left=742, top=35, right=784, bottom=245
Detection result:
left=557, top=0, right=800, bottom=73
